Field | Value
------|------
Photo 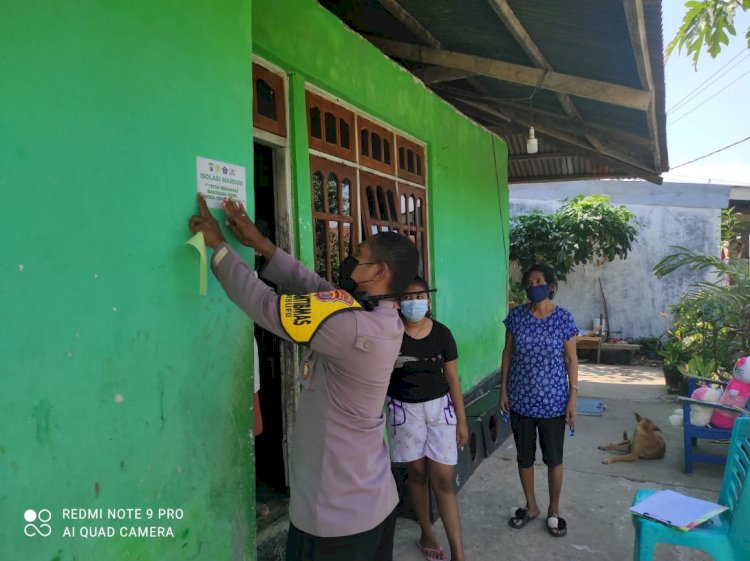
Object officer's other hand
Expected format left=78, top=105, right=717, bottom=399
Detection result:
left=222, top=198, right=277, bottom=258
left=222, top=198, right=261, bottom=247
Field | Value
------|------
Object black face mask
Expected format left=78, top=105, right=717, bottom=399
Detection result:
left=339, top=256, right=438, bottom=311
left=339, top=256, right=359, bottom=294
left=339, top=256, right=383, bottom=310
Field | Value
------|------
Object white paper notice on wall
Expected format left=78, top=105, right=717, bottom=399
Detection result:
left=196, top=156, right=247, bottom=209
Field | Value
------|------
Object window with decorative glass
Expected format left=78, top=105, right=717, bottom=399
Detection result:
left=252, top=63, right=286, bottom=137
left=396, top=135, right=425, bottom=185
left=358, top=117, right=395, bottom=175
left=309, top=156, right=356, bottom=286
left=307, top=91, right=429, bottom=282
left=306, top=91, right=355, bottom=162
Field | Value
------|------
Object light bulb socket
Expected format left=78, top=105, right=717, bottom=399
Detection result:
left=526, top=126, right=538, bottom=154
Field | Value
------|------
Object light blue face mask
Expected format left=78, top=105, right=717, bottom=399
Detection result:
left=400, top=299, right=429, bottom=322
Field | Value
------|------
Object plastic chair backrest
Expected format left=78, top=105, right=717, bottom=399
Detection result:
left=719, top=417, right=750, bottom=545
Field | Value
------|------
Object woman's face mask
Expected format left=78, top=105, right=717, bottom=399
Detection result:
left=400, top=299, right=429, bottom=322
left=525, top=284, right=550, bottom=303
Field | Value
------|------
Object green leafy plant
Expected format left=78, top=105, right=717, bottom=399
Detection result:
left=660, top=339, right=690, bottom=391
left=509, top=279, right=527, bottom=307
left=678, top=356, right=719, bottom=378
left=669, top=295, right=736, bottom=376
left=721, top=206, right=740, bottom=242
left=633, top=336, right=664, bottom=360
left=509, top=195, right=639, bottom=281
left=660, top=339, right=690, bottom=365
left=667, top=0, right=750, bottom=69
left=654, top=245, right=750, bottom=382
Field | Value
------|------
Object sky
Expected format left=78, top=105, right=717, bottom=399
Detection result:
left=660, top=4, right=750, bottom=186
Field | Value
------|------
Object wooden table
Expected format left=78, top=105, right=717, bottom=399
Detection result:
left=575, top=336, right=641, bottom=364
left=575, top=336, right=603, bottom=363
left=600, top=342, right=641, bottom=364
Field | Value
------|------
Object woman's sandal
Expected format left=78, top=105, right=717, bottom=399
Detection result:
left=416, top=539, right=447, bottom=561
left=508, top=507, right=538, bottom=529
left=547, top=514, right=567, bottom=537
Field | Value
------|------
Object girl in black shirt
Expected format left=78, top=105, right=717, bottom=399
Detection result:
left=387, top=277, right=467, bottom=561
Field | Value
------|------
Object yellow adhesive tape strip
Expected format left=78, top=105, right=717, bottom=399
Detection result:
left=186, top=232, right=208, bottom=296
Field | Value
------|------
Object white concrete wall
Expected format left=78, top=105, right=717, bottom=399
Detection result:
left=510, top=181, right=731, bottom=339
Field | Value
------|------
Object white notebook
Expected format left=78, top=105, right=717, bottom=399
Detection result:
left=630, top=490, right=728, bottom=531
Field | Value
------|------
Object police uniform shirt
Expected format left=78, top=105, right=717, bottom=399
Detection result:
left=211, top=242, right=400, bottom=538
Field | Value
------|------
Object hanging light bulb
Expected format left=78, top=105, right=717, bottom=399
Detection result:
left=526, top=126, right=538, bottom=154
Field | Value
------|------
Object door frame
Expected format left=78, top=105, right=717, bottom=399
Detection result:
left=253, top=126, right=299, bottom=489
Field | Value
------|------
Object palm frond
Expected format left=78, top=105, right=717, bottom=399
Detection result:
left=653, top=246, right=745, bottom=280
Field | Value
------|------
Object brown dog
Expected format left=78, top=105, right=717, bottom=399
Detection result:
left=598, top=413, right=666, bottom=464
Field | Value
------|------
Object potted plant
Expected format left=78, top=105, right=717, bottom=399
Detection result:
left=677, top=356, right=720, bottom=396
left=659, top=340, right=689, bottom=392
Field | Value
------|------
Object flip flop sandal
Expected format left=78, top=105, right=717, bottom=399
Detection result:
left=416, top=540, right=447, bottom=561
left=547, top=514, right=567, bottom=537
left=508, top=507, right=538, bottom=529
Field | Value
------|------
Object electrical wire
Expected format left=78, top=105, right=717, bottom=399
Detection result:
left=670, top=135, right=750, bottom=170
left=666, top=172, right=750, bottom=186
left=669, top=65, right=750, bottom=124
left=433, top=69, right=548, bottom=106
left=668, top=67, right=750, bottom=127
left=668, top=50, right=750, bottom=114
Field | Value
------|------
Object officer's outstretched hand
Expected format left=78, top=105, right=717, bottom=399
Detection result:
left=222, top=198, right=276, bottom=258
left=189, top=194, right=225, bottom=248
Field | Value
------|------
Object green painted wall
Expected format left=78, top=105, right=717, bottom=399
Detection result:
left=253, top=0, right=510, bottom=391
left=1, top=1, right=509, bottom=558
left=1, top=1, right=257, bottom=560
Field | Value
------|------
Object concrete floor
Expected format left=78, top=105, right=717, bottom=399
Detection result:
left=392, top=363, right=727, bottom=561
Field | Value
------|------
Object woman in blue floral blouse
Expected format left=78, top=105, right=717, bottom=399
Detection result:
left=499, top=264, right=578, bottom=538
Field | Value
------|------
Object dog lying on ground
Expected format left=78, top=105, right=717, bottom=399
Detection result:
left=598, top=413, right=666, bottom=464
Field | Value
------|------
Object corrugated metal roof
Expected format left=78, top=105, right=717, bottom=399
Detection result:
left=398, top=0, right=533, bottom=64
left=507, top=0, right=642, bottom=87
left=320, top=0, right=669, bottom=183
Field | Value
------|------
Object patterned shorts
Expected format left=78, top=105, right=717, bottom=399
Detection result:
left=386, top=395, right=457, bottom=465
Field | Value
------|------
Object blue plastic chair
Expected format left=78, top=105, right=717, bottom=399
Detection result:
left=678, top=376, right=745, bottom=473
left=631, top=416, right=750, bottom=561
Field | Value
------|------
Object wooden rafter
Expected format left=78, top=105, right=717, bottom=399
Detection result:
left=623, top=0, right=662, bottom=170
left=471, top=105, right=663, bottom=183
left=442, top=88, right=652, bottom=153
left=510, top=173, right=631, bottom=183
left=448, top=98, right=660, bottom=182
left=509, top=152, right=577, bottom=163
left=368, top=37, right=651, bottom=111
left=477, top=101, right=658, bottom=177
left=486, top=0, right=604, bottom=151
left=364, top=0, right=664, bottom=181
left=453, top=97, right=512, bottom=123
left=501, top=125, right=661, bottom=184
left=375, top=0, right=441, bottom=46
left=374, top=0, right=490, bottom=94
left=421, top=66, right=477, bottom=84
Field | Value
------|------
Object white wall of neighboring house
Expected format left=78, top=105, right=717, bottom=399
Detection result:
left=510, top=181, right=730, bottom=339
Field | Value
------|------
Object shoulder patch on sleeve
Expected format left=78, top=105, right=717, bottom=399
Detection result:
left=279, top=289, right=361, bottom=344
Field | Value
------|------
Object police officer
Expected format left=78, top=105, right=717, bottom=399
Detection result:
left=189, top=195, right=419, bottom=561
